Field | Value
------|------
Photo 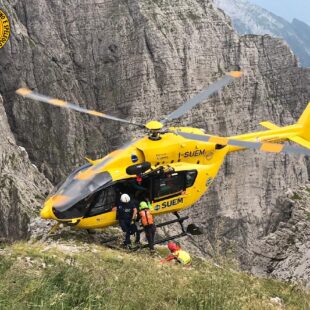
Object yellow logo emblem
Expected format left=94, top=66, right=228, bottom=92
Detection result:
left=0, top=9, right=10, bottom=49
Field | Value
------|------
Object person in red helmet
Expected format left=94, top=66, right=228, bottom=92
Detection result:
left=160, top=242, right=191, bottom=266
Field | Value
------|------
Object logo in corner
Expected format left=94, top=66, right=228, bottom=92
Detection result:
left=0, top=9, right=10, bottom=49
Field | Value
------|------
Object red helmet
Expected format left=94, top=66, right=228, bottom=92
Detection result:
left=167, top=242, right=180, bottom=252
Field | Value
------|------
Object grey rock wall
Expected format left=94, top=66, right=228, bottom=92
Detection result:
left=183, top=34, right=310, bottom=267
left=0, top=0, right=309, bottom=282
left=252, top=185, right=310, bottom=288
left=0, top=94, right=51, bottom=241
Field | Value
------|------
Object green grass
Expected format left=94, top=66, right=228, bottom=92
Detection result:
left=292, top=192, right=302, bottom=200
left=0, top=242, right=309, bottom=310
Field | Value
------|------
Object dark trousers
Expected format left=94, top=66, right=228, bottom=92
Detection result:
left=119, top=219, right=140, bottom=245
left=130, top=223, right=140, bottom=244
left=144, top=224, right=156, bottom=250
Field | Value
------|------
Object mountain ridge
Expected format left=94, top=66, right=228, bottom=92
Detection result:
left=214, top=0, right=310, bottom=67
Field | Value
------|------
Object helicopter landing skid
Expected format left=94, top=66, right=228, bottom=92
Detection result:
left=101, top=213, right=202, bottom=250
left=135, top=232, right=187, bottom=250
left=132, top=213, right=189, bottom=250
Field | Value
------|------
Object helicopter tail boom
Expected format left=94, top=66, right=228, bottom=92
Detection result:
left=258, top=102, right=310, bottom=150
left=198, top=101, right=310, bottom=155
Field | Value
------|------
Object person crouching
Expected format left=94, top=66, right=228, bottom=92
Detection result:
left=160, top=242, right=191, bottom=266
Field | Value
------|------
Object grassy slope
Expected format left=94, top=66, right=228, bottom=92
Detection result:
left=0, top=242, right=309, bottom=310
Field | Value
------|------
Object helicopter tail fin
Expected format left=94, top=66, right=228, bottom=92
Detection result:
left=297, top=102, right=310, bottom=141
left=260, top=102, right=310, bottom=149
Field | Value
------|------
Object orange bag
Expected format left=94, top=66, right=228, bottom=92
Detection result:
left=139, top=209, right=154, bottom=226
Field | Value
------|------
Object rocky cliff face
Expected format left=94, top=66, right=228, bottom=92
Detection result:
left=252, top=185, right=310, bottom=288
left=0, top=0, right=310, bottom=284
left=0, top=94, right=51, bottom=241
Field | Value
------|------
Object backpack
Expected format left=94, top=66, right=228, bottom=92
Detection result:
left=139, top=209, right=154, bottom=226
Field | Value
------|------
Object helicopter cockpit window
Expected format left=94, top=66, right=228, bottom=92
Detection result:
left=186, top=170, right=197, bottom=188
left=52, top=171, right=113, bottom=219
left=48, top=163, right=92, bottom=198
left=153, top=172, right=185, bottom=201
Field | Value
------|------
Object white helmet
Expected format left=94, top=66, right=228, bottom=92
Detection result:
left=120, top=193, right=130, bottom=203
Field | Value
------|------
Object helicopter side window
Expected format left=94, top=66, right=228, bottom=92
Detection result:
left=186, top=170, right=197, bottom=188
left=85, top=186, right=117, bottom=218
left=153, top=172, right=185, bottom=201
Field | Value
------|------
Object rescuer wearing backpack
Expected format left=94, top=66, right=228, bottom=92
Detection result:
left=160, top=242, right=191, bottom=266
left=139, top=200, right=156, bottom=252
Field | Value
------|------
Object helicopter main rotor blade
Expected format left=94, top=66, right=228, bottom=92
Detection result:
left=176, top=131, right=310, bottom=156
left=161, top=71, right=242, bottom=123
left=16, top=88, right=145, bottom=128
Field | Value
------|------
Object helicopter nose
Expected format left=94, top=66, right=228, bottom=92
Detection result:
left=40, top=205, right=54, bottom=219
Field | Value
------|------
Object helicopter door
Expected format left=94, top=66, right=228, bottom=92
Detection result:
left=107, top=177, right=151, bottom=204
left=85, top=177, right=152, bottom=218
left=152, top=170, right=197, bottom=202
left=85, top=186, right=117, bottom=218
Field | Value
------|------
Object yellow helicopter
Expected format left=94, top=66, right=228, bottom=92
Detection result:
left=16, top=71, right=310, bottom=243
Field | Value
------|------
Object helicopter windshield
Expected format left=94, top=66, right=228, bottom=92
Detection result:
left=48, top=163, right=92, bottom=198
left=52, top=164, right=113, bottom=214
